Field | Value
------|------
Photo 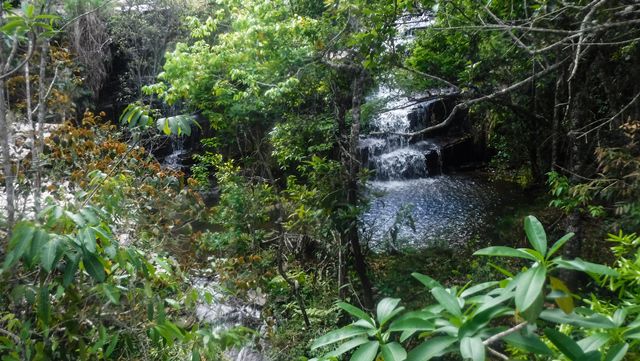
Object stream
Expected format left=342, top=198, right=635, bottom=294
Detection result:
left=158, top=11, right=523, bottom=361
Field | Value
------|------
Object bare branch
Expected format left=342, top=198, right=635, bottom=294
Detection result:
left=387, top=58, right=569, bottom=138
left=484, top=322, right=528, bottom=346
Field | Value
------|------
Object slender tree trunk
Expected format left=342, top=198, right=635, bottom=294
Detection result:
left=34, top=40, right=49, bottom=214
left=551, top=69, right=563, bottom=171
left=1, top=79, right=14, bottom=232
left=346, top=70, right=374, bottom=310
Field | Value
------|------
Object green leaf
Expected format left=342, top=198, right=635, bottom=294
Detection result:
left=103, top=284, right=121, bottom=305
left=325, top=336, right=369, bottom=358
left=411, top=272, right=443, bottom=289
left=389, top=318, right=435, bottom=332
left=460, top=337, right=485, bottom=361
left=63, top=253, right=80, bottom=288
left=544, top=328, right=584, bottom=361
left=65, top=211, right=86, bottom=227
left=604, top=343, right=628, bottom=361
left=540, top=309, right=616, bottom=329
left=4, top=221, right=35, bottom=269
left=578, top=333, right=610, bottom=353
left=83, top=253, right=105, bottom=283
left=80, top=227, right=97, bottom=253
left=311, top=326, right=370, bottom=350
left=105, top=333, right=119, bottom=358
left=350, top=340, right=379, bottom=361
left=37, top=286, right=50, bottom=326
left=547, top=232, right=574, bottom=259
left=553, top=258, right=618, bottom=277
left=504, top=331, right=554, bottom=356
left=406, top=336, right=456, bottom=361
left=40, top=237, right=61, bottom=272
left=431, top=288, right=461, bottom=317
left=376, top=298, right=402, bottom=325
left=524, top=215, right=547, bottom=256
left=458, top=306, right=510, bottom=339
left=460, top=281, right=499, bottom=298
left=473, top=246, right=538, bottom=261
left=26, top=228, right=49, bottom=266
left=381, top=342, right=407, bottom=361
left=338, top=302, right=374, bottom=326
left=514, top=265, right=546, bottom=313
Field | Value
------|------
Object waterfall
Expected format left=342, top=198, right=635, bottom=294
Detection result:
left=163, top=135, right=187, bottom=170
left=360, top=86, right=442, bottom=180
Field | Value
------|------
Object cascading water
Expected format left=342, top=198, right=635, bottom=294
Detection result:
left=360, top=13, right=522, bottom=249
left=163, top=135, right=187, bottom=170
left=360, top=86, right=442, bottom=180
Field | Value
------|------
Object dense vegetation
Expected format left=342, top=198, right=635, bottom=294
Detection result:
left=1, top=0, right=640, bottom=360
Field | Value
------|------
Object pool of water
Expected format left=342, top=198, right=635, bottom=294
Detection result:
left=360, top=173, right=524, bottom=249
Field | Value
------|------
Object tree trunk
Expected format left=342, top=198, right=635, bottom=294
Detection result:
left=346, top=70, right=374, bottom=310
left=34, top=40, right=49, bottom=214
left=1, top=79, right=15, bottom=233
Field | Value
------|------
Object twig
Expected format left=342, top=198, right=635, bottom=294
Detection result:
left=483, top=322, right=528, bottom=345
left=487, top=346, right=509, bottom=360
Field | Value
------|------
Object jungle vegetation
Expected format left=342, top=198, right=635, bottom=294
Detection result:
left=1, top=0, right=640, bottom=360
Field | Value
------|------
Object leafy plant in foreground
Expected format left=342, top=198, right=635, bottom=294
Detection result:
left=310, top=216, right=638, bottom=361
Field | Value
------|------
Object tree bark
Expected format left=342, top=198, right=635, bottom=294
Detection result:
left=34, top=40, right=49, bottom=214
left=346, top=70, right=374, bottom=310
left=0, top=79, right=14, bottom=233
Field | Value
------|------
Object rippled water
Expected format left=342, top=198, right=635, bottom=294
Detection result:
left=361, top=174, right=522, bottom=249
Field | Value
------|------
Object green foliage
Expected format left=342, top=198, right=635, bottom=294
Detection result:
left=310, top=216, right=638, bottom=361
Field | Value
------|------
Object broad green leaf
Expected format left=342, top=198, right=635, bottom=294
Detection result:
left=460, top=281, right=499, bottom=298
left=40, top=237, right=61, bottom=272
left=381, top=342, right=407, bottom=361
left=4, top=221, right=35, bottom=269
left=431, top=288, right=461, bottom=317
left=412, top=273, right=443, bottom=289
left=406, top=336, right=456, bottom=361
left=350, top=340, right=379, bottom=361
left=578, top=333, right=610, bottom=353
left=547, top=232, right=574, bottom=259
left=604, top=343, right=628, bottom=361
left=524, top=215, right=547, bottom=255
left=80, top=227, right=97, bottom=253
left=553, top=258, right=618, bottom=277
left=63, top=253, right=80, bottom=287
left=325, top=336, right=369, bottom=358
left=473, top=246, right=537, bottom=261
left=504, top=331, right=553, bottom=356
left=311, top=326, right=370, bottom=350
left=338, top=302, right=374, bottom=326
left=377, top=298, right=402, bottom=325
left=514, top=265, right=546, bottom=313
left=460, top=337, right=484, bottom=361
left=520, top=290, right=544, bottom=322
left=65, top=211, right=86, bottom=227
left=26, top=228, right=49, bottom=266
left=389, top=318, right=434, bottom=332
left=540, top=309, right=616, bottom=329
left=458, top=306, right=510, bottom=339
left=83, top=253, right=106, bottom=283
left=544, top=328, right=585, bottom=361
